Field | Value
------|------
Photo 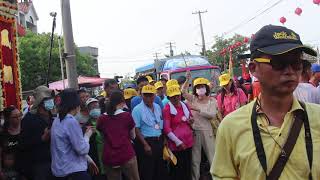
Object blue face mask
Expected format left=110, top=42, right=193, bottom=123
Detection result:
left=44, top=99, right=54, bottom=111
left=89, top=108, right=101, bottom=118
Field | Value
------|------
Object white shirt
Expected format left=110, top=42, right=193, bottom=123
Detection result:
left=293, top=83, right=320, bottom=104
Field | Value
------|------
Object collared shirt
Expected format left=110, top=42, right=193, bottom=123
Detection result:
left=132, top=102, right=163, bottom=137
left=211, top=98, right=320, bottom=180
left=162, top=96, right=170, bottom=106
left=294, top=83, right=320, bottom=104
left=131, top=95, right=164, bottom=110
left=51, top=114, right=89, bottom=177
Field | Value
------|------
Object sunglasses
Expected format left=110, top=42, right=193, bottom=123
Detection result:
left=254, top=56, right=302, bottom=71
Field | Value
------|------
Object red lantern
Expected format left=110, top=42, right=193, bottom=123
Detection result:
left=236, top=42, right=242, bottom=46
left=223, top=48, right=227, bottom=53
left=243, top=37, right=249, bottom=43
left=295, top=7, right=302, bottom=15
left=313, top=0, right=320, bottom=5
left=280, top=16, right=286, bottom=24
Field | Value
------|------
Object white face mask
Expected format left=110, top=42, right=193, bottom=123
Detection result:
left=196, top=87, right=207, bottom=96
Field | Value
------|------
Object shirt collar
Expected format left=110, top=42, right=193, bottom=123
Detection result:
left=114, top=109, right=125, bottom=115
left=255, top=96, right=304, bottom=115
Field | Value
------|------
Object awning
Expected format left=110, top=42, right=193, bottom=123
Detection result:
left=49, top=76, right=108, bottom=90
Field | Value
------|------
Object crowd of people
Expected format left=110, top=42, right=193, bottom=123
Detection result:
left=0, top=24, right=319, bottom=180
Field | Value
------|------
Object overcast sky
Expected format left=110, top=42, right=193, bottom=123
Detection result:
left=33, top=0, right=320, bottom=78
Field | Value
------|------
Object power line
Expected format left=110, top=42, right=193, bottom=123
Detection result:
left=224, top=0, right=285, bottom=35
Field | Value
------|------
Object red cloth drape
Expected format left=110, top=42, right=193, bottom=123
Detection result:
left=0, top=20, right=18, bottom=108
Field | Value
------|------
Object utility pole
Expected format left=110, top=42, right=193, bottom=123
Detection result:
left=58, top=36, right=65, bottom=89
left=166, top=42, right=175, bottom=56
left=153, top=52, right=161, bottom=60
left=192, top=10, right=207, bottom=57
left=60, top=0, right=78, bottom=89
left=153, top=52, right=161, bottom=80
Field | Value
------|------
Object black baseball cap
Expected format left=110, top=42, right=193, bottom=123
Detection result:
left=250, top=25, right=317, bottom=56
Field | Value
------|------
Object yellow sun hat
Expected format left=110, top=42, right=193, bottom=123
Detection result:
left=124, top=88, right=138, bottom=100
left=141, top=85, right=156, bottom=94
left=146, top=76, right=155, bottom=83
left=219, top=73, right=231, bottom=86
left=193, top=77, right=210, bottom=87
left=154, top=81, right=164, bottom=90
left=166, top=79, right=179, bottom=87
left=166, top=85, right=181, bottom=97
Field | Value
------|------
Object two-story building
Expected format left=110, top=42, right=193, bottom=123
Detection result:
left=79, top=46, right=99, bottom=73
left=17, top=0, right=38, bottom=36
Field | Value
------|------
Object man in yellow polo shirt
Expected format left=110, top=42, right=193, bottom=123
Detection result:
left=211, top=25, right=320, bottom=179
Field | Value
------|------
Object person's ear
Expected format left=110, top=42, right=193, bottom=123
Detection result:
left=249, top=62, right=258, bottom=77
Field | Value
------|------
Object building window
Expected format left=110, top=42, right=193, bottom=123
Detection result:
left=30, top=16, right=34, bottom=24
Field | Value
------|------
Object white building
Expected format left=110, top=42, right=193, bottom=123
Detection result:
left=17, top=0, right=39, bottom=36
left=79, top=46, right=99, bottom=73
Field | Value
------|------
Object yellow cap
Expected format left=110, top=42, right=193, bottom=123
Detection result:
left=219, top=73, right=231, bottom=86
left=193, top=78, right=210, bottom=87
left=146, top=76, right=154, bottom=83
left=154, top=81, right=164, bottom=90
left=166, top=85, right=181, bottom=97
left=141, top=85, right=156, bottom=94
left=163, top=145, right=177, bottom=165
left=166, top=79, right=179, bottom=87
left=100, top=91, right=107, bottom=97
left=124, top=88, right=138, bottom=100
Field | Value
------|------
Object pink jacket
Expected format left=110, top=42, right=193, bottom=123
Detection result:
left=163, top=103, right=193, bottom=152
left=217, top=88, right=247, bottom=117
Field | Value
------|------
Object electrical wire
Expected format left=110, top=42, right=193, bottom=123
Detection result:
left=224, top=0, right=285, bottom=35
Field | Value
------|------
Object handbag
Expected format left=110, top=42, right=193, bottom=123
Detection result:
left=209, top=113, right=221, bottom=137
left=208, top=98, right=221, bottom=136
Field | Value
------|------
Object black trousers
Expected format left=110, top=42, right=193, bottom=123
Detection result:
left=170, top=148, right=192, bottom=180
left=135, top=136, right=169, bottom=180
left=53, top=171, right=91, bottom=180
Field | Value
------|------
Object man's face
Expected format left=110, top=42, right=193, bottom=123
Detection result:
left=138, top=81, right=148, bottom=93
left=157, top=87, right=164, bottom=96
left=142, top=93, right=155, bottom=107
left=79, top=92, right=89, bottom=106
left=250, top=50, right=302, bottom=96
left=169, top=95, right=181, bottom=105
left=106, top=83, right=119, bottom=95
left=88, top=102, right=99, bottom=111
left=313, top=72, right=320, bottom=82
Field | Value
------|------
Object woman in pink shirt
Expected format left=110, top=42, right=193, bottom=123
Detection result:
left=163, top=85, right=193, bottom=180
left=217, top=73, right=247, bottom=118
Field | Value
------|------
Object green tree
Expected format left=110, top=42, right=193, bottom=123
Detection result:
left=206, top=34, right=249, bottom=72
left=19, top=31, right=98, bottom=90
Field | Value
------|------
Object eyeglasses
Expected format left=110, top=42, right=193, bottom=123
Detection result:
left=143, top=93, right=155, bottom=98
left=254, top=57, right=303, bottom=71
